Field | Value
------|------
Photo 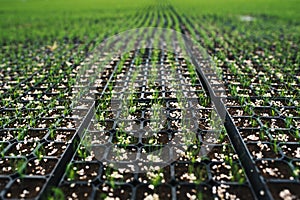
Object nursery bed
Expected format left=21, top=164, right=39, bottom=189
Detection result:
left=0, top=1, right=299, bottom=199
left=54, top=47, right=256, bottom=200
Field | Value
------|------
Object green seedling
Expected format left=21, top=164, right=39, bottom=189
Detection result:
left=105, top=167, right=117, bottom=189
left=35, top=146, right=45, bottom=160
left=151, top=173, right=163, bottom=187
left=293, top=166, right=299, bottom=179
left=49, top=188, right=64, bottom=200
left=225, top=154, right=233, bottom=167
left=259, top=130, right=267, bottom=140
left=29, top=118, right=37, bottom=128
left=271, top=109, right=276, bottom=116
left=17, top=128, right=27, bottom=141
left=66, top=163, right=76, bottom=181
left=189, top=164, right=207, bottom=183
left=77, top=145, right=89, bottom=160
left=129, top=106, right=136, bottom=114
left=146, top=169, right=163, bottom=187
left=272, top=139, right=279, bottom=154
left=0, top=143, right=6, bottom=158
left=250, top=118, right=258, bottom=127
left=244, top=105, right=253, bottom=116
left=218, top=130, right=227, bottom=143
left=294, top=129, right=300, bottom=139
left=231, top=163, right=245, bottom=184
left=230, top=85, right=238, bottom=96
left=13, top=159, right=26, bottom=177
left=285, top=117, right=293, bottom=128
left=134, top=57, right=142, bottom=66
left=238, top=96, right=249, bottom=105
left=197, top=192, right=204, bottom=200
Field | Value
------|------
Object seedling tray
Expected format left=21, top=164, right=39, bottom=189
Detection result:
left=1, top=6, right=299, bottom=200
left=172, top=10, right=300, bottom=199
left=49, top=48, right=257, bottom=200
left=0, top=42, right=96, bottom=199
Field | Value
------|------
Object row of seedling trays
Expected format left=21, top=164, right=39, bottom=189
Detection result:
left=47, top=48, right=257, bottom=200
left=0, top=42, right=95, bottom=199
left=177, top=13, right=299, bottom=199
left=225, top=96, right=299, bottom=200
left=0, top=42, right=299, bottom=199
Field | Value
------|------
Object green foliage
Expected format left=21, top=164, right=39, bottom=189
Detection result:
left=49, top=188, right=65, bottom=200
left=66, top=163, right=76, bottom=181
left=0, top=1, right=299, bottom=199
left=0, top=0, right=153, bottom=42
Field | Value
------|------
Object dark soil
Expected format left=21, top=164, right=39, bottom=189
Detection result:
left=96, top=184, right=132, bottom=200
left=5, top=178, right=45, bottom=199
left=135, top=184, right=172, bottom=200
left=26, top=158, right=58, bottom=176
